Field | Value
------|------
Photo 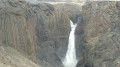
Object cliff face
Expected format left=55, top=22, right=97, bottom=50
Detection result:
left=0, top=0, right=82, bottom=67
left=0, top=0, right=36, bottom=62
left=77, top=2, right=120, bottom=67
left=2, top=0, right=120, bottom=67
left=34, top=2, right=82, bottom=67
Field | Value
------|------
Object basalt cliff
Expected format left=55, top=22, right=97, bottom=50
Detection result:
left=77, top=1, right=120, bottom=67
left=0, top=0, right=82, bottom=67
left=0, top=0, right=120, bottom=67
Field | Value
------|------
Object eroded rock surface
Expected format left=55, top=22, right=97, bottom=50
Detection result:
left=0, top=0, right=83, bottom=67
left=77, top=1, right=120, bottom=67
left=34, top=2, right=82, bottom=67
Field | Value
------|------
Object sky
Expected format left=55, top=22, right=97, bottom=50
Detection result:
left=24, top=0, right=120, bottom=3
left=37, top=0, right=120, bottom=1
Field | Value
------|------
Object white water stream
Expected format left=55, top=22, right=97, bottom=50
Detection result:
left=63, top=20, right=78, bottom=67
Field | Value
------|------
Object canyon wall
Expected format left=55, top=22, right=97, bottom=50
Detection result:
left=2, top=0, right=120, bottom=67
left=0, top=0, right=37, bottom=62
left=34, top=2, right=82, bottom=67
left=0, top=0, right=82, bottom=67
left=77, top=1, right=120, bottom=67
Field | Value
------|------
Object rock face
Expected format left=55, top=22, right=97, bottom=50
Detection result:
left=2, top=0, right=120, bottom=67
left=0, top=0, right=37, bottom=62
left=77, top=1, right=120, bottom=67
left=0, top=0, right=82, bottom=67
left=34, top=2, right=82, bottom=67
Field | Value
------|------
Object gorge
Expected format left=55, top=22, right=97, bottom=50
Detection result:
left=0, top=0, right=120, bottom=67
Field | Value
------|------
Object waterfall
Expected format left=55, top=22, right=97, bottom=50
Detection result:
left=63, top=20, right=78, bottom=67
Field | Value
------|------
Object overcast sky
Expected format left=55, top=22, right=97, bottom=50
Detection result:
left=25, top=0, right=120, bottom=3
left=37, top=0, right=120, bottom=1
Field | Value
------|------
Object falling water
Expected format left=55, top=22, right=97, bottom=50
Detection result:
left=63, top=20, right=78, bottom=67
